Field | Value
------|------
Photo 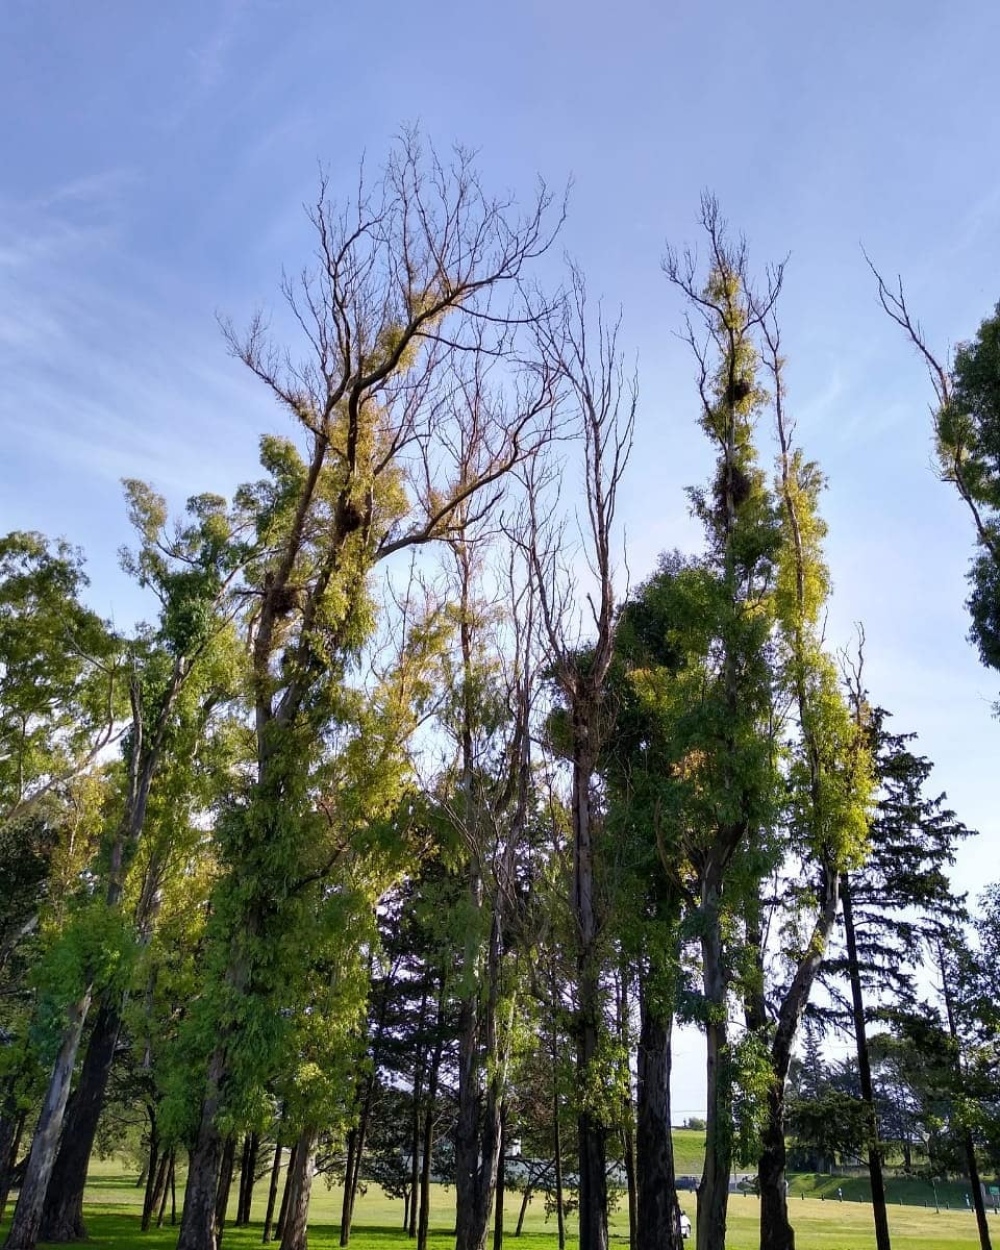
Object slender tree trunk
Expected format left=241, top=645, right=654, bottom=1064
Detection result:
left=636, top=984, right=683, bottom=1250
left=492, top=1113, right=506, bottom=1250
left=417, top=981, right=446, bottom=1250
left=455, top=916, right=506, bottom=1250
left=514, top=1187, right=532, bottom=1237
left=409, top=987, right=428, bottom=1241
left=697, top=875, right=730, bottom=1250
left=144, top=1147, right=171, bottom=1232
left=758, top=867, right=841, bottom=1250
left=3, top=987, right=92, bottom=1250
left=616, top=966, right=637, bottom=1250
left=276, top=1142, right=299, bottom=1243
left=263, top=1141, right=284, bottom=1244
left=841, top=878, right=892, bottom=1250
left=340, top=1129, right=358, bottom=1244
left=38, top=994, right=123, bottom=1242
left=938, top=944, right=992, bottom=1250
left=573, top=734, right=608, bottom=1250
left=279, top=1128, right=317, bottom=1250
left=215, top=1135, right=237, bottom=1245
left=551, top=1034, right=565, bottom=1250
left=0, top=1096, right=26, bottom=1223
left=341, top=982, right=387, bottom=1249
left=140, top=1116, right=161, bottom=1234
left=157, top=1153, right=176, bottom=1228
left=237, top=1133, right=260, bottom=1225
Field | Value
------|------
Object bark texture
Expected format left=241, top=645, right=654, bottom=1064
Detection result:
left=3, top=989, right=91, bottom=1250
left=38, top=995, right=123, bottom=1241
left=636, top=997, right=683, bottom=1250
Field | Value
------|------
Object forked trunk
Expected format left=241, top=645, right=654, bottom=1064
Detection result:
left=3, top=988, right=92, bottom=1250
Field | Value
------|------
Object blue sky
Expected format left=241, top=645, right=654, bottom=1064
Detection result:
left=3, top=1, right=999, bottom=1114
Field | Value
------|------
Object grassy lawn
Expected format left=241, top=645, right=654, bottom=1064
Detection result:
left=1, top=1157, right=992, bottom=1249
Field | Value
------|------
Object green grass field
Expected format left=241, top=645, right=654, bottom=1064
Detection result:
left=2, top=1153, right=994, bottom=1250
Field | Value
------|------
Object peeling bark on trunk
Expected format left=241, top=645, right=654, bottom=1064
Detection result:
left=39, top=994, right=123, bottom=1242
left=2, top=987, right=92, bottom=1250
left=636, top=991, right=683, bottom=1250
left=279, top=1128, right=317, bottom=1250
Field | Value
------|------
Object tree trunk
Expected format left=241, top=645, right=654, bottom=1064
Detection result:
left=636, top=989, right=683, bottom=1250
left=3, top=987, right=92, bottom=1250
left=514, top=1187, right=532, bottom=1237
left=38, top=994, right=123, bottom=1242
left=409, top=986, right=429, bottom=1241
left=144, top=1146, right=170, bottom=1232
left=140, top=1115, right=161, bottom=1234
left=417, top=982, right=446, bottom=1250
left=0, top=1100, right=26, bottom=1223
left=617, top=966, right=637, bottom=1250
left=492, top=1115, right=505, bottom=1250
left=758, top=1083, right=793, bottom=1250
left=237, top=1133, right=260, bottom=1225
left=841, top=878, right=892, bottom=1250
left=215, top=1136, right=237, bottom=1245
left=340, top=1129, right=358, bottom=1244
left=157, top=1152, right=176, bottom=1228
left=573, top=735, right=608, bottom=1250
left=341, top=989, right=385, bottom=1250
left=276, top=1142, right=299, bottom=1243
left=758, top=865, right=841, bottom=1250
left=279, top=1128, right=317, bottom=1250
left=176, top=1049, right=227, bottom=1250
left=263, top=1141, right=283, bottom=1243
left=552, top=1047, right=565, bottom=1250
left=938, top=944, right=993, bottom=1250
left=454, top=925, right=505, bottom=1250
left=696, top=876, right=730, bottom=1250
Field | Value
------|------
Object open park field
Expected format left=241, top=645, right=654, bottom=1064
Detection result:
left=2, top=1156, right=994, bottom=1250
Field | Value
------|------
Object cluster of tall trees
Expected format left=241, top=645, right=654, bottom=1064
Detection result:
left=0, top=140, right=998, bottom=1250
